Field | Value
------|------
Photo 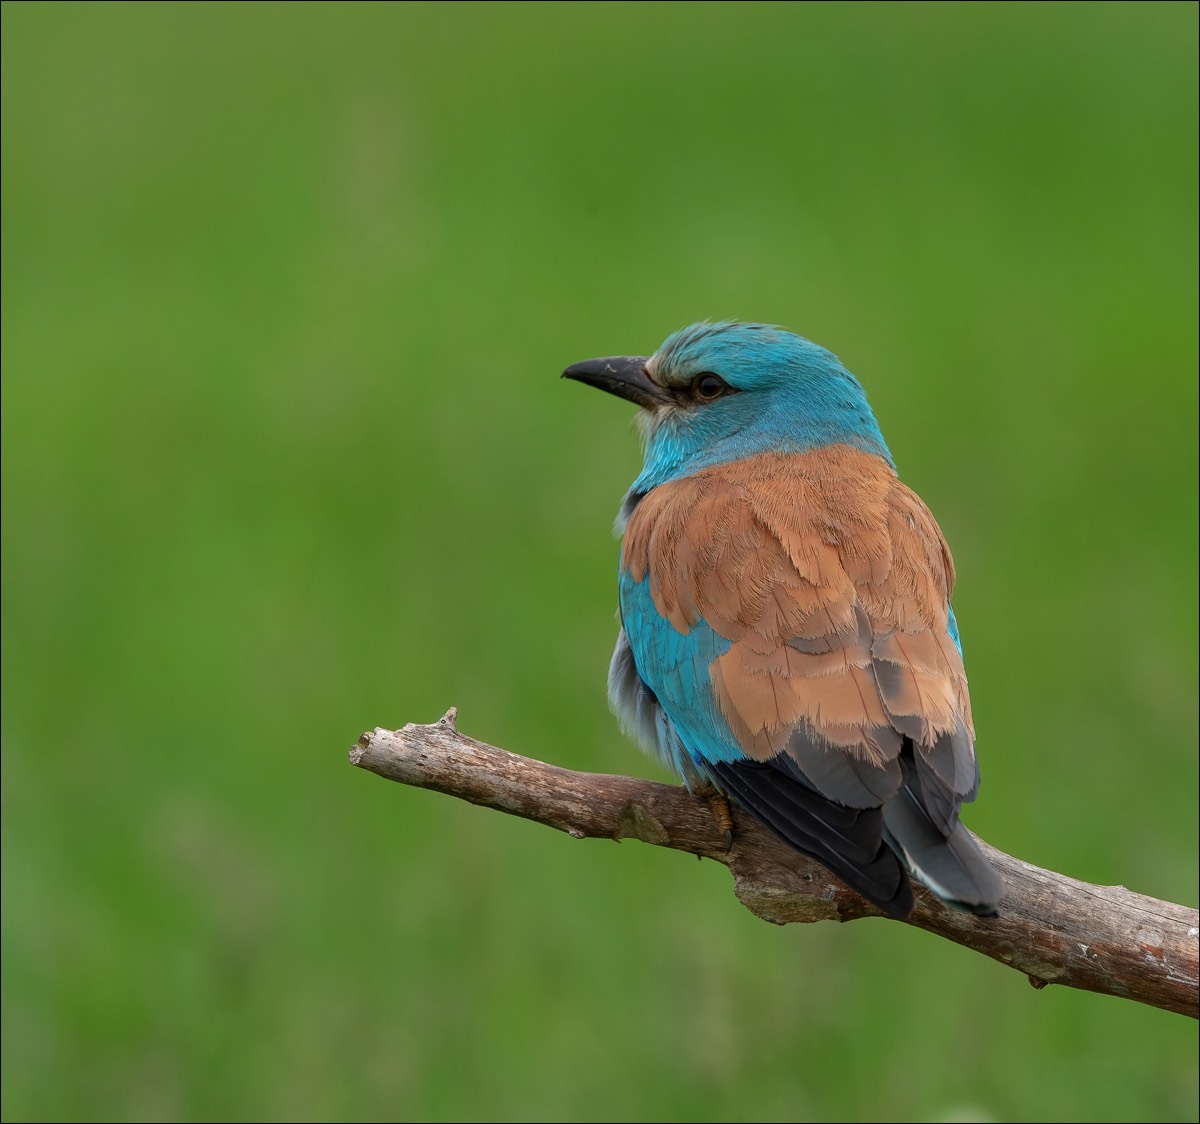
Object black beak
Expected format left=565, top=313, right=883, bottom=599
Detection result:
left=561, top=355, right=670, bottom=409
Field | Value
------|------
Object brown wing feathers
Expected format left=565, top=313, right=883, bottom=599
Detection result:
left=623, top=446, right=998, bottom=916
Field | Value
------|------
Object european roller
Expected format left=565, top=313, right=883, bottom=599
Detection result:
left=564, top=321, right=1003, bottom=919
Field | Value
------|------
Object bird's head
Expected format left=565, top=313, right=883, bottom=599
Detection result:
left=563, top=321, right=893, bottom=495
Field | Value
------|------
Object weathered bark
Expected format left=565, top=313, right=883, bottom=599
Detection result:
left=349, top=709, right=1199, bottom=1019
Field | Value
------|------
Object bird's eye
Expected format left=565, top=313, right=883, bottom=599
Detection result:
left=692, top=373, right=729, bottom=401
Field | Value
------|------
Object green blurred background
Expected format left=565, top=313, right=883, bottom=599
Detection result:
left=3, top=2, right=1196, bottom=1121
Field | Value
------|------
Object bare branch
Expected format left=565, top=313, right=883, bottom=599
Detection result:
left=349, top=710, right=1199, bottom=1019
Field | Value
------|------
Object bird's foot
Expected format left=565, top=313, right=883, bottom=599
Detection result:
left=693, top=783, right=735, bottom=852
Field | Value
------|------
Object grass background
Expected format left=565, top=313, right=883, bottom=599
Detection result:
left=2, top=2, right=1196, bottom=1121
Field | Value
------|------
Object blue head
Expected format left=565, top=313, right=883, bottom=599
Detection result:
left=563, top=321, right=893, bottom=497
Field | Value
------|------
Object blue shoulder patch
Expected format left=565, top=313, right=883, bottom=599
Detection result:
left=610, top=572, right=751, bottom=785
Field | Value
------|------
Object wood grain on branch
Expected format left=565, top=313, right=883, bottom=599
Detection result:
left=349, top=709, right=1199, bottom=1019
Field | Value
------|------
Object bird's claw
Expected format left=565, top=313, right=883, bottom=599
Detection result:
left=694, top=783, right=735, bottom=852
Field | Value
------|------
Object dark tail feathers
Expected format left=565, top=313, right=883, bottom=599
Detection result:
left=882, top=771, right=1004, bottom=916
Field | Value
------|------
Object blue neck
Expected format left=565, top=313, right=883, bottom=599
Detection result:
left=631, top=386, right=893, bottom=496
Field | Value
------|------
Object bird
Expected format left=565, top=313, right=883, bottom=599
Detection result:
left=563, top=321, right=1004, bottom=919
